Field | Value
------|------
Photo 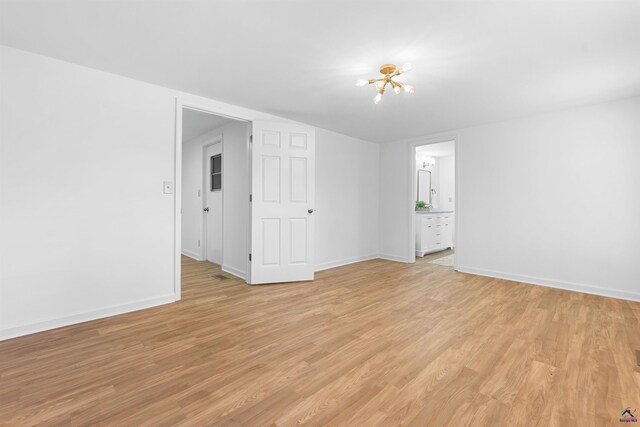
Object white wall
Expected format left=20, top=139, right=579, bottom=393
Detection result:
left=414, top=155, right=454, bottom=210
left=315, top=128, right=380, bottom=270
left=1, top=46, right=176, bottom=338
left=0, top=46, right=381, bottom=339
left=380, top=96, right=640, bottom=301
left=438, top=156, right=455, bottom=212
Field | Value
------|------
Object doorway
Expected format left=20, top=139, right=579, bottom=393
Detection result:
left=174, top=100, right=317, bottom=299
left=409, top=138, right=457, bottom=268
left=179, top=106, right=251, bottom=288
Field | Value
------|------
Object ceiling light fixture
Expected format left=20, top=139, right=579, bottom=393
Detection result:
left=356, top=63, right=415, bottom=104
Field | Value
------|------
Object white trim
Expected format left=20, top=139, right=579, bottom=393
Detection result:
left=379, top=253, right=411, bottom=263
left=174, top=99, right=182, bottom=301
left=245, top=124, right=253, bottom=285
left=314, top=254, right=379, bottom=272
left=222, top=264, right=246, bottom=280
left=407, top=134, right=459, bottom=268
left=181, top=249, right=203, bottom=261
left=0, top=294, right=175, bottom=341
left=456, top=265, right=640, bottom=303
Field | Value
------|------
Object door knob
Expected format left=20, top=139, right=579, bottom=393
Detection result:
left=203, top=207, right=210, bottom=212
left=308, top=209, right=315, bottom=214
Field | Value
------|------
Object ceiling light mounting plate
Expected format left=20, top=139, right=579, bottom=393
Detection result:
left=379, top=64, right=397, bottom=75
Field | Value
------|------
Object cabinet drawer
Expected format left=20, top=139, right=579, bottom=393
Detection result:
left=422, top=216, right=443, bottom=224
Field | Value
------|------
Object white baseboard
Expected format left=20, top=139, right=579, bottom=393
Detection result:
left=379, top=253, right=411, bottom=263
left=0, top=293, right=176, bottom=341
left=181, top=249, right=203, bottom=261
left=315, top=254, right=380, bottom=272
left=222, top=264, right=246, bottom=280
left=456, top=265, right=640, bottom=303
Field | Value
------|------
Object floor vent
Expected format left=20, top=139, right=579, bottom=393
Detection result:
left=214, top=274, right=228, bottom=280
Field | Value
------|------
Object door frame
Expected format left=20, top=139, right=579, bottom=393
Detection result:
left=201, top=136, right=223, bottom=264
left=406, top=134, right=459, bottom=267
left=174, top=97, right=252, bottom=301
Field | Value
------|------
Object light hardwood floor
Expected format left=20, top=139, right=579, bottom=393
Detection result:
left=1, top=256, right=639, bottom=426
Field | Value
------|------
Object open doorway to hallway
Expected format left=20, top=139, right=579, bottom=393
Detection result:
left=412, top=140, right=456, bottom=268
left=175, top=102, right=317, bottom=293
left=180, top=108, right=251, bottom=281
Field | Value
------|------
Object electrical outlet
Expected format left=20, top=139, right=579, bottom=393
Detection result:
left=163, top=181, right=174, bottom=194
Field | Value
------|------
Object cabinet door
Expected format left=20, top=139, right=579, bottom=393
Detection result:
left=421, top=225, right=435, bottom=250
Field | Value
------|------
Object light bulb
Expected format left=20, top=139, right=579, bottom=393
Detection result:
left=400, top=63, right=412, bottom=73
left=374, top=93, right=383, bottom=104
left=393, top=86, right=402, bottom=94
left=404, top=85, right=415, bottom=94
left=355, top=79, right=368, bottom=87
left=375, top=80, right=386, bottom=89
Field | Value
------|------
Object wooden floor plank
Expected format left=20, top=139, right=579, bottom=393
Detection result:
left=1, top=254, right=638, bottom=426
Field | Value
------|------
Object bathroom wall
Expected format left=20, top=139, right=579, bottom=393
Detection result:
left=415, top=155, right=439, bottom=207
left=438, top=156, right=455, bottom=212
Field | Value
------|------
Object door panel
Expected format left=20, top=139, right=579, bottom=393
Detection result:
left=290, top=158, right=307, bottom=202
left=262, top=156, right=281, bottom=202
left=289, top=218, right=307, bottom=264
left=205, top=144, right=222, bottom=265
left=250, top=122, right=315, bottom=284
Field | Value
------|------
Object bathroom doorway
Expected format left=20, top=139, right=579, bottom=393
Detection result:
left=410, top=139, right=457, bottom=268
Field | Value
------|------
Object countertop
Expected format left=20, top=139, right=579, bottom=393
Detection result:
left=415, top=210, right=454, bottom=214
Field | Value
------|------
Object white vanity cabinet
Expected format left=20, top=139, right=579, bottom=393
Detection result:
left=415, top=212, right=454, bottom=256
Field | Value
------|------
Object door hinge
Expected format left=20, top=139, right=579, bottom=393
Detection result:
left=249, top=135, right=253, bottom=143
left=249, top=253, right=252, bottom=261
left=249, top=194, right=252, bottom=202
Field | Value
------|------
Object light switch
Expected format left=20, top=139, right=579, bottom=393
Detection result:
left=163, top=181, right=174, bottom=194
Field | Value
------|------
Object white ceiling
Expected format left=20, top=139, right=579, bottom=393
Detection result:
left=416, top=141, right=455, bottom=158
left=2, top=1, right=639, bottom=143
left=182, top=109, right=232, bottom=142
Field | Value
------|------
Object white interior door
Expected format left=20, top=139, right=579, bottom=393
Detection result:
left=250, top=121, right=315, bottom=284
left=205, top=143, right=223, bottom=264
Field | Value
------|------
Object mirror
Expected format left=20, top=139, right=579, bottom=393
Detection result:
left=417, top=169, right=431, bottom=206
